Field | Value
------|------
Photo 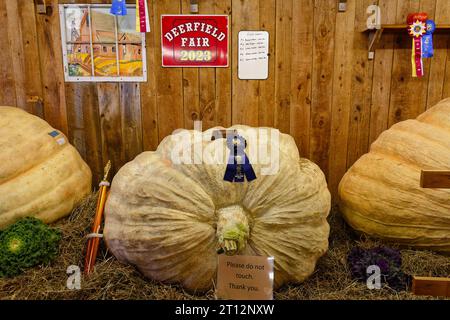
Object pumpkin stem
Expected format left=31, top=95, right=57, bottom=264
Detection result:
left=216, top=205, right=250, bottom=256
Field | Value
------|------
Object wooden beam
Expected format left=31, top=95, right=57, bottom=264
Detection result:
left=412, top=276, right=450, bottom=298
left=420, top=170, right=450, bottom=188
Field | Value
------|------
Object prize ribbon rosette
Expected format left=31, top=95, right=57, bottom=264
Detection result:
left=224, top=134, right=256, bottom=183
left=110, top=0, right=127, bottom=16
left=422, top=20, right=436, bottom=58
left=136, top=0, right=151, bottom=33
left=407, top=13, right=427, bottom=77
left=407, top=12, right=428, bottom=78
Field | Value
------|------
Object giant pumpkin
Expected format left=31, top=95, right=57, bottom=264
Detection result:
left=339, top=98, right=450, bottom=251
left=0, top=107, right=92, bottom=229
left=104, top=126, right=331, bottom=292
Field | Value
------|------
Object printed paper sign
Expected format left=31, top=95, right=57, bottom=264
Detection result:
left=238, top=31, right=269, bottom=79
left=216, top=255, right=274, bottom=300
left=161, top=15, right=229, bottom=67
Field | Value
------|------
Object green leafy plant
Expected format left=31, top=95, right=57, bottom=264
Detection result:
left=0, top=217, right=61, bottom=277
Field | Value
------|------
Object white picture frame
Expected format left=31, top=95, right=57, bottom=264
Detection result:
left=59, top=4, right=147, bottom=83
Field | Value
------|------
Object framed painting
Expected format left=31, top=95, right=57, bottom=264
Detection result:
left=59, top=4, right=147, bottom=82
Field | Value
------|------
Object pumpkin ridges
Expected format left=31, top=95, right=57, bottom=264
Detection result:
left=105, top=125, right=330, bottom=291
left=0, top=121, right=67, bottom=185
left=0, top=141, right=73, bottom=186
left=339, top=157, right=450, bottom=226
left=0, top=106, right=91, bottom=229
left=417, top=98, right=450, bottom=129
left=156, top=131, right=248, bottom=208
left=370, top=124, right=450, bottom=170
left=0, top=146, right=91, bottom=228
left=250, top=223, right=329, bottom=288
left=113, top=151, right=215, bottom=208
left=341, top=207, right=450, bottom=251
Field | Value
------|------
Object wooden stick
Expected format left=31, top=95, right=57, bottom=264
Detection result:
left=84, top=161, right=112, bottom=275
left=412, top=276, right=450, bottom=297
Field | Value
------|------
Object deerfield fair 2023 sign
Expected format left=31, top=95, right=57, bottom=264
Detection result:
left=161, top=15, right=229, bottom=67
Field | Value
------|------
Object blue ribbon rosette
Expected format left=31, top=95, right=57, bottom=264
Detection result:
left=110, top=0, right=127, bottom=16
left=422, top=20, right=436, bottom=58
left=224, top=134, right=257, bottom=183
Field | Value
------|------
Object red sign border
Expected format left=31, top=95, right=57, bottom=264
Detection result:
left=161, top=14, right=230, bottom=68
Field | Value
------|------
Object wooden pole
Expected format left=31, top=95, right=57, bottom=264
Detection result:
left=84, top=161, right=112, bottom=275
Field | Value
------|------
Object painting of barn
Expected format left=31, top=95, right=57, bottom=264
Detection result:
left=66, top=6, right=143, bottom=77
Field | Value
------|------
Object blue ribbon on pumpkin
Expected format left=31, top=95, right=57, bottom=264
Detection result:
left=224, top=134, right=257, bottom=183
left=110, top=0, right=127, bottom=16
left=422, top=20, right=436, bottom=58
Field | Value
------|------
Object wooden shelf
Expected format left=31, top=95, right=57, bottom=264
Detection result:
left=364, top=24, right=450, bottom=60
left=365, top=23, right=450, bottom=31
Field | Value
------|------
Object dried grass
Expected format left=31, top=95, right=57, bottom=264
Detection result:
left=0, top=193, right=449, bottom=300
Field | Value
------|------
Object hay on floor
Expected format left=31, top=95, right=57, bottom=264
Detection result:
left=1, top=193, right=449, bottom=300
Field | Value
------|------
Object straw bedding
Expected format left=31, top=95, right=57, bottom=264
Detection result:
left=0, top=193, right=449, bottom=300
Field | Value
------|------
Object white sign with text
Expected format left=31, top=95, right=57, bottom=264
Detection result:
left=238, top=31, right=269, bottom=80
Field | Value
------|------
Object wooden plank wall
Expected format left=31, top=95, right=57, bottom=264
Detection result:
left=1, top=0, right=450, bottom=201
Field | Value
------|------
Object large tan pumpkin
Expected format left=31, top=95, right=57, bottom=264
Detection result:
left=104, top=126, right=331, bottom=292
left=339, top=98, right=450, bottom=251
left=0, top=106, right=92, bottom=229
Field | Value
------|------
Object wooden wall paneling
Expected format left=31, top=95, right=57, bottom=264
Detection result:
left=61, top=0, right=88, bottom=172
left=257, top=0, right=276, bottom=128
left=4, top=0, right=450, bottom=202
left=257, top=0, right=276, bottom=130
left=81, top=84, right=103, bottom=184
left=0, top=0, right=17, bottom=107
left=198, top=0, right=217, bottom=130
left=90, top=0, right=120, bottom=181
left=387, top=0, right=422, bottom=127
left=443, top=40, right=450, bottom=98
left=426, top=0, right=450, bottom=107
left=289, top=0, right=313, bottom=157
left=68, top=0, right=107, bottom=184
left=274, top=0, right=293, bottom=134
left=64, top=85, right=103, bottom=185
left=98, top=83, right=123, bottom=174
left=181, top=0, right=200, bottom=129
left=231, top=0, right=260, bottom=126
left=120, top=83, right=143, bottom=162
left=214, top=0, right=232, bottom=128
left=95, top=0, right=124, bottom=173
left=64, top=84, right=87, bottom=160
left=328, top=0, right=356, bottom=197
left=5, top=0, right=44, bottom=117
left=346, top=0, right=376, bottom=169
left=309, top=0, right=336, bottom=177
left=369, top=0, right=397, bottom=144
left=154, top=0, right=184, bottom=140
left=418, top=0, right=437, bottom=108
left=35, top=0, right=68, bottom=135
left=141, top=0, right=159, bottom=151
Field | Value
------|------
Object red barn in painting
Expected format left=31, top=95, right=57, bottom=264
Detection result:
left=72, top=9, right=142, bottom=62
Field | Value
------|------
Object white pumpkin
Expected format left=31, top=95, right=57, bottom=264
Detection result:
left=0, top=106, right=92, bottom=229
left=104, top=126, right=331, bottom=292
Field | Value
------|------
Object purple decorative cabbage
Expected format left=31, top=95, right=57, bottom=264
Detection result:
left=347, top=246, right=410, bottom=291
